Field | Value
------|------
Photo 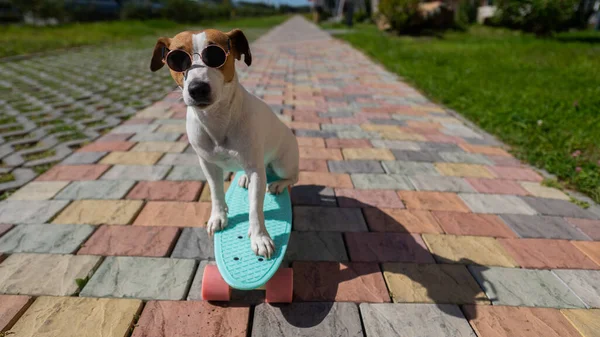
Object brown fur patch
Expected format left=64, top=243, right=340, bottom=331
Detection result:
left=150, top=29, right=251, bottom=85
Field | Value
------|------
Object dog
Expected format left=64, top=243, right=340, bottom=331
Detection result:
left=150, top=28, right=299, bottom=259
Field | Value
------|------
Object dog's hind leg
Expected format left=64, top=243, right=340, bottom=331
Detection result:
left=267, top=144, right=299, bottom=195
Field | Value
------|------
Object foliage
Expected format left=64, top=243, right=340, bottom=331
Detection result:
left=491, top=0, right=581, bottom=36
left=378, top=0, right=421, bottom=33
left=332, top=24, right=600, bottom=203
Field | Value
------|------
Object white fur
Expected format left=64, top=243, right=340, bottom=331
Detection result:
left=185, top=33, right=299, bottom=259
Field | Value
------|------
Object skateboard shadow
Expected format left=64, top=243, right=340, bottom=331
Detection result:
left=273, top=184, right=493, bottom=329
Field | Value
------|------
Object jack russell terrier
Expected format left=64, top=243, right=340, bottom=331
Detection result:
left=150, top=29, right=299, bottom=259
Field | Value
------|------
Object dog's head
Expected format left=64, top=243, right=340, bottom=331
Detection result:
left=150, top=29, right=251, bottom=109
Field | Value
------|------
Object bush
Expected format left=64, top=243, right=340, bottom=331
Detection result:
left=354, top=10, right=371, bottom=23
left=492, top=0, right=581, bottom=36
left=120, top=3, right=161, bottom=21
left=378, top=0, right=421, bottom=33
left=161, top=0, right=231, bottom=23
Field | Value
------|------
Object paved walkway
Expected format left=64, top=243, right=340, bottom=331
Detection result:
left=1, top=16, right=600, bottom=337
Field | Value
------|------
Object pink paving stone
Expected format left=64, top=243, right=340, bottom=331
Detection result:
left=126, top=181, right=203, bottom=201
left=299, top=147, right=343, bottom=161
left=122, top=118, right=154, bottom=125
left=285, top=121, right=320, bottom=131
left=171, top=111, right=186, bottom=119
left=96, top=133, right=133, bottom=142
left=432, top=211, right=517, bottom=238
left=0, top=295, right=32, bottom=331
left=398, top=191, right=470, bottom=212
left=36, top=164, right=110, bottom=181
left=179, top=134, right=189, bottom=143
left=344, top=232, right=435, bottom=263
left=77, top=225, right=180, bottom=257
left=566, top=218, right=600, bottom=240
left=133, top=201, right=212, bottom=227
left=498, top=238, right=599, bottom=269
left=487, top=155, right=524, bottom=167
left=362, top=208, right=443, bottom=233
left=459, top=144, right=511, bottom=157
left=463, top=305, right=582, bottom=337
left=487, top=166, right=544, bottom=181
left=331, top=116, right=370, bottom=124
left=425, top=134, right=467, bottom=144
left=293, top=115, right=331, bottom=123
left=326, top=139, right=372, bottom=148
left=466, top=178, right=529, bottom=195
left=296, top=137, right=325, bottom=147
left=77, top=141, right=135, bottom=152
left=297, top=172, right=353, bottom=188
left=132, top=300, right=249, bottom=337
left=336, top=189, right=405, bottom=209
left=299, top=159, right=329, bottom=172
left=293, top=262, right=391, bottom=303
left=0, top=224, right=13, bottom=238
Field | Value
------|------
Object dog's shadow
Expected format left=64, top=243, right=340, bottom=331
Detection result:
left=270, top=184, right=495, bottom=328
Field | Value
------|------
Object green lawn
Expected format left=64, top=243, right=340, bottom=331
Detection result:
left=329, top=24, right=600, bottom=203
left=0, top=15, right=289, bottom=58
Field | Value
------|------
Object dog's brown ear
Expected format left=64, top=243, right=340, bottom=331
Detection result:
left=150, top=37, right=171, bottom=72
left=227, top=29, right=252, bottom=66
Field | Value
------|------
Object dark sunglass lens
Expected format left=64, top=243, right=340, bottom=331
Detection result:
left=202, top=45, right=226, bottom=68
left=166, top=50, right=191, bottom=72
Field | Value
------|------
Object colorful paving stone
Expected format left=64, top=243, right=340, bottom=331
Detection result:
left=0, top=295, right=32, bottom=331
left=7, top=296, right=142, bottom=337
left=561, top=309, right=600, bottom=337
left=0, top=16, right=599, bottom=335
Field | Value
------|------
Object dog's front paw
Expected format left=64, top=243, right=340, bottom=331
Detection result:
left=249, top=229, right=275, bottom=259
left=238, top=174, right=249, bottom=189
left=206, top=210, right=228, bottom=236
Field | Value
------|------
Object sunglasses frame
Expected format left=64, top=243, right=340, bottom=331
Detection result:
left=162, top=39, right=231, bottom=73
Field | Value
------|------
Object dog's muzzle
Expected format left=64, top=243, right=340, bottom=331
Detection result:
left=188, top=80, right=211, bottom=105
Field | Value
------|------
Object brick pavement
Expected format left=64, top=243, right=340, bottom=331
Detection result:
left=1, top=16, right=600, bottom=337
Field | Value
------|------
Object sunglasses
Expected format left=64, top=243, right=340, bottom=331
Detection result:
left=162, top=40, right=230, bottom=72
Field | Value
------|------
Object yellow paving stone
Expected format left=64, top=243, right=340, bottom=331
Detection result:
left=0, top=254, right=101, bottom=296
left=379, top=130, right=426, bottom=141
left=422, top=234, right=519, bottom=267
left=561, top=309, right=600, bottom=337
left=435, top=163, right=496, bottom=178
left=342, top=148, right=395, bottom=161
left=361, top=124, right=402, bottom=132
left=8, top=296, right=142, bottom=337
left=7, top=181, right=69, bottom=200
left=520, top=182, right=570, bottom=200
left=382, top=263, right=489, bottom=304
left=134, top=106, right=173, bottom=119
left=413, top=105, right=446, bottom=113
left=199, top=181, right=231, bottom=202
left=52, top=200, right=143, bottom=225
left=129, top=141, right=187, bottom=153
left=156, top=124, right=187, bottom=133
left=99, top=151, right=163, bottom=165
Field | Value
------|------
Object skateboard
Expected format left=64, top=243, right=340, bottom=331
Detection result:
left=201, top=170, right=293, bottom=303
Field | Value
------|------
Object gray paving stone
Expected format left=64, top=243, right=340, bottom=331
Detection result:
left=368, top=118, right=406, bottom=125
left=382, top=161, right=439, bottom=176
left=321, top=124, right=362, bottom=132
left=441, top=124, right=483, bottom=139
left=336, top=130, right=382, bottom=139
left=438, top=152, right=493, bottom=165
left=80, top=256, right=196, bottom=300
left=391, top=150, right=442, bottom=162
left=293, top=129, right=338, bottom=138
left=286, top=231, right=348, bottom=261
left=351, top=174, right=414, bottom=190
left=110, top=124, right=158, bottom=134
left=410, top=175, right=475, bottom=193
left=420, top=142, right=463, bottom=152
left=61, top=152, right=107, bottom=165
left=186, top=260, right=213, bottom=300
left=166, top=166, right=207, bottom=181
left=53, top=180, right=136, bottom=200
left=319, top=110, right=356, bottom=118
left=552, top=269, right=600, bottom=308
left=129, top=132, right=181, bottom=142
left=158, top=153, right=198, bottom=166
left=252, top=302, right=363, bottom=337
left=291, top=185, right=337, bottom=207
left=101, top=165, right=171, bottom=181
left=327, top=160, right=384, bottom=174
left=459, top=194, right=537, bottom=215
left=371, top=140, right=421, bottom=151
left=293, top=206, right=367, bottom=231
left=360, top=303, right=476, bottom=337
left=0, top=223, right=95, bottom=254
left=521, top=196, right=599, bottom=219
left=171, top=227, right=213, bottom=260
left=0, top=200, right=70, bottom=224
left=468, top=266, right=586, bottom=308
left=499, top=214, right=590, bottom=240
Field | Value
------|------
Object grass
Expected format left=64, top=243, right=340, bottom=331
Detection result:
left=0, top=15, right=290, bottom=58
left=0, top=173, right=15, bottom=184
left=329, top=24, right=600, bottom=204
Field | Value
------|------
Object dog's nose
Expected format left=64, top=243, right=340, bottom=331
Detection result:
left=188, top=80, right=211, bottom=101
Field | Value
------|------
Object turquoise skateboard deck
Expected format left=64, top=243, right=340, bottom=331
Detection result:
left=212, top=171, right=292, bottom=291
